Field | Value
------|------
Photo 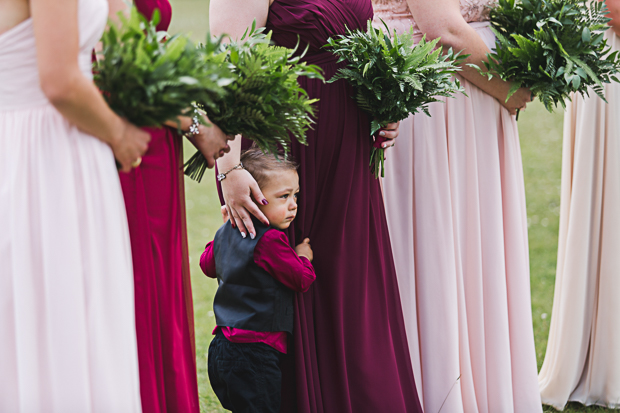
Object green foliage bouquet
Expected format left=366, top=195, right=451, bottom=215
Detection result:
left=94, top=7, right=234, bottom=127
left=183, top=23, right=324, bottom=182
left=482, top=0, right=620, bottom=115
left=326, top=21, right=466, bottom=178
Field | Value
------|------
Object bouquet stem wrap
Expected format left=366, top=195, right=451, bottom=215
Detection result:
left=370, top=122, right=389, bottom=179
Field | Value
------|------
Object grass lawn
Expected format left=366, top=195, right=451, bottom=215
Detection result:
left=167, top=2, right=620, bottom=411
left=182, top=106, right=620, bottom=413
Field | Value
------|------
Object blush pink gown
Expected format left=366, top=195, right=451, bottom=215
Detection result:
left=538, top=29, right=620, bottom=410
left=374, top=1, right=543, bottom=412
left=118, top=1, right=199, bottom=412
left=0, top=0, right=141, bottom=411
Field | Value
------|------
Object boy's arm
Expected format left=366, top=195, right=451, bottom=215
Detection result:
left=254, top=230, right=316, bottom=293
left=200, top=241, right=217, bottom=278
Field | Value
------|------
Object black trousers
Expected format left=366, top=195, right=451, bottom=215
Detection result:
left=208, top=332, right=283, bottom=413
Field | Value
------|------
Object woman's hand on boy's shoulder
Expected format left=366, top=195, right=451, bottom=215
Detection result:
left=295, top=238, right=313, bottom=262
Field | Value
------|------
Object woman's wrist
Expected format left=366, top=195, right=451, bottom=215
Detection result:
left=104, top=116, right=126, bottom=148
left=216, top=134, right=242, bottom=170
left=164, top=112, right=199, bottom=132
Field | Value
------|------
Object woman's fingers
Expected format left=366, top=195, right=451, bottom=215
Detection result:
left=118, top=161, right=132, bottom=173
left=227, top=205, right=236, bottom=229
left=384, top=121, right=400, bottom=130
left=220, top=169, right=268, bottom=237
left=249, top=180, right=270, bottom=226
left=379, top=132, right=397, bottom=149
left=230, top=203, right=256, bottom=238
left=206, top=154, right=216, bottom=169
left=229, top=206, right=247, bottom=237
left=240, top=213, right=257, bottom=239
left=378, top=121, right=400, bottom=149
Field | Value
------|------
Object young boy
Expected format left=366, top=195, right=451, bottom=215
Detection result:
left=200, top=148, right=315, bottom=413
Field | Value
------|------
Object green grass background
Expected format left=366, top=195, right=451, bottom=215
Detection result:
left=168, top=2, right=619, bottom=412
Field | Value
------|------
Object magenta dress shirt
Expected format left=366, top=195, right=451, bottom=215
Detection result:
left=200, top=228, right=316, bottom=353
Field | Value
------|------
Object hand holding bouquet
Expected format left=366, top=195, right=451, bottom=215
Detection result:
left=94, top=7, right=234, bottom=127
left=326, top=21, right=466, bottom=178
left=481, top=0, right=620, bottom=116
left=183, top=23, right=324, bottom=182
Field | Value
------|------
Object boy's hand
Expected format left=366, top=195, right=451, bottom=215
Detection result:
left=295, top=238, right=313, bottom=262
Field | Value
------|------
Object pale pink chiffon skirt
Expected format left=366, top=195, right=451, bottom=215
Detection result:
left=0, top=104, right=142, bottom=412
left=382, top=23, right=542, bottom=413
left=538, top=30, right=620, bottom=411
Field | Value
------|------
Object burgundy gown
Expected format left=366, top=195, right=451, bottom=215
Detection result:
left=231, top=1, right=423, bottom=411
left=119, top=1, right=200, bottom=412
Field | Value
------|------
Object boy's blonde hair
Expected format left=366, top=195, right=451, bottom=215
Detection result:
left=240, top=147, right=298, bottom=189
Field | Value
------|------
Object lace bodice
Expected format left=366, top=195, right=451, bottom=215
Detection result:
left=372, top=0, right=496, bottom=35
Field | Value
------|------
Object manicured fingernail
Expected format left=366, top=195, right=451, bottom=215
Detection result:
left=231, top=222, right=235, bottom=228
left=250, top=233, right=255, bottom=240
left=261, top=199, right=269, bottom=205
left=379, top=131, right=386, bottom=136
left=382, top=143, right=387, bottom=148
left=241, top=232, right=246, bottom=238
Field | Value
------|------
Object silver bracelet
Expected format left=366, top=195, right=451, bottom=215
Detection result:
left=217, top=162, right=244, bottom=182
left=182, top=104, right=201, bottom=139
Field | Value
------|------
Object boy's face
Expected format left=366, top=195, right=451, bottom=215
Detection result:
left=258, top=170, right=300, bottom=230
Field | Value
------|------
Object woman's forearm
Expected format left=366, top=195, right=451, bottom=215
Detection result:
left=41, top=66, right=126, bottom=146
left=421, top=21, right=513, bottom=101
left=32, top=0, right=127, bottom=146
left=209, top=0, right=270, bottom=168
left=216, top=134, right=242, bottom=169
left=442, top=26, right=515, bottom=103
left=164, top=115, right=193, bottom=131
left=407, top=0, right=516, bottom=103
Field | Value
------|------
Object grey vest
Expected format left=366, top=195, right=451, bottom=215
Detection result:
left=212, top=220, right=294, bottom=334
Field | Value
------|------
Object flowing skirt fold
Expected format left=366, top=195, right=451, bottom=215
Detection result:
left=0, top=105, right=142, bottom=413
left=538, top=31, right=620, bottom=410
left=383, top=27, right=542, bottom=412
left=236, top=61, right=422, bottom=413
left=119, top=127, right=200, bottom=413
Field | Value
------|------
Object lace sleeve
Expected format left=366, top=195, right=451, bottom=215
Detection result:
left=372, top=0, right=496, bottom=36
left=460, top=0, right=496, bottom=23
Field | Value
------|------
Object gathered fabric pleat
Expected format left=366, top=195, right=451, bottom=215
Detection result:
left=382, top=24, right=542, bottom=413
left=0, top=105, right=142, bottom=413
left=538, top=31, right=620, bottom=411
